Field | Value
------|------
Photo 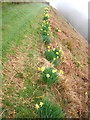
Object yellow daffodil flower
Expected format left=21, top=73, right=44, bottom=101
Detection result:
left=38, top=67, right=40, bottom=71
left=43, top=20, right=45, bottom=23
left=48, top=46, right=50, bottom=49
left=40, top=28, right=43, bottom=31
left=81, top=64, right=83, bottom=68
left=85, top=92, right=87, bottom=95
left=60, top=70, right=64, bottom=75
left=57, top=56, right=59, bottom=59
left=52, top=70, right=56, bottom=73
left=56, top=52, right=59, bottom=55
left=48, top=49, right=50, bottom=52
left=35, top=104, right=39, bottom=110
left=61, top=55, right=63, bottom=59
left=53, top=48, right=55, bottom=51
left=60, top=47, right=62, bottom=50
left=53, top=58, right=56, bottom=61
left=46, top=74, right=50, bottom=78
left=41, top=66, right=45, bottom=72
left=40, top=102, right=43, bottom=107
left=47, top=33, right=49, bottom=36
left=55, top=69, right=57, bottom=72
left=58, top=30, right=62, bottom=32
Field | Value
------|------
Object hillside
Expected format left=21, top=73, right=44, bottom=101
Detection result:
left=2, top=3, right=89, bottom=119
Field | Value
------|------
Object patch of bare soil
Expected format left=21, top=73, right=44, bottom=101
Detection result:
left=48, top=7, right=88, bottom=118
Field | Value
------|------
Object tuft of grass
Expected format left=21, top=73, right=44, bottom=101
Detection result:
left=36, top=98, right=65, bottom=118
left=42, top=67, right=58, bottom=85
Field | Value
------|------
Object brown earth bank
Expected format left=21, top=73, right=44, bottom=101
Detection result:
left=2, top=5, right=89, bottom=118
left=48, top=7, right=89, bottom=118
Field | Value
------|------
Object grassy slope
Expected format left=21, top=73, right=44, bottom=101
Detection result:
left=2, top=3, right=48, bottom=118
left=2, top=3, right=46, bottom=61
left=2, top=3, right=88, bottom=119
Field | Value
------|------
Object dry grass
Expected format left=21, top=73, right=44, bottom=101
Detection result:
left=47, top=7, right=88, bottom=118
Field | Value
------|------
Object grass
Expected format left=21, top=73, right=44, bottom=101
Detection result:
left=2, top=3, right=66, bottom=119
left=2, top=3, right=48, bottom=118
left=2, top=3, right=46, bottom=62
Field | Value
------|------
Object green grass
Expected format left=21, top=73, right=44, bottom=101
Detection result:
left=2, top=3, right=48, bottom=118
left=2, top=3, right=65, bottom=119
left=2, top=3, right=46, bottom=61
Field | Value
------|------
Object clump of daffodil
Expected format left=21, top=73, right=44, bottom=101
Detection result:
left=40, top=102, right=43, bottom=107
left=36, top=99, right=65, bottom=118
left=60, top=70, right=64, bottom=75
left=41, top=66, right=45, bottom=72
left=42, top=68, right=58, bottom=85
left=35, top=104, right=39, bottom=110
left=46, top=74, right=50, bottom=78
left=38, top=67, right=40, bottom=71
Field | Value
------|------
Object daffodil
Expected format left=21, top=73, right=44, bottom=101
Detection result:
left=40, top=102, right=43, bottom=107
left=41, top=66, right=45, bottom=72
left=81, top=64, right=83, bottom=67
left=85, top=92, right=87, bottom=95
left=40, top=28, right=43, bottom=31
left=35, top=104, right=39, bottom=110
left=45, top=7, right=48, bottom=10
left=48, top=49, right=50, bottom=52
left=57, top=56, right=59, bottom=59
left=52, top=70, right=56, bottom=73
left=38, top=67, right=40, bottom=71
left=56, top=52, right=59, bottom=55
left=53, top=48, right=55, bottom=51
left=53, top=58, right=56, bottom=61
left=62, top=60, right=64, bottom=63
left=58, top=30, right=62, bottom=32
left=60, top=70, right=64, bottom=75
left=43, top=20, right=45, bottom=23
left=47, top=33, right=49, bottom=36
left=48, top=46, right=50, bottom=49
left=61, top=55, right=63, bottom=59
left=55, top=69, right=57, bottom=72
left=46, top=74, right=50, bottom=78
left=61, top=50, right=63, bottom=55
left=59, top=47, right=62, bottom=51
